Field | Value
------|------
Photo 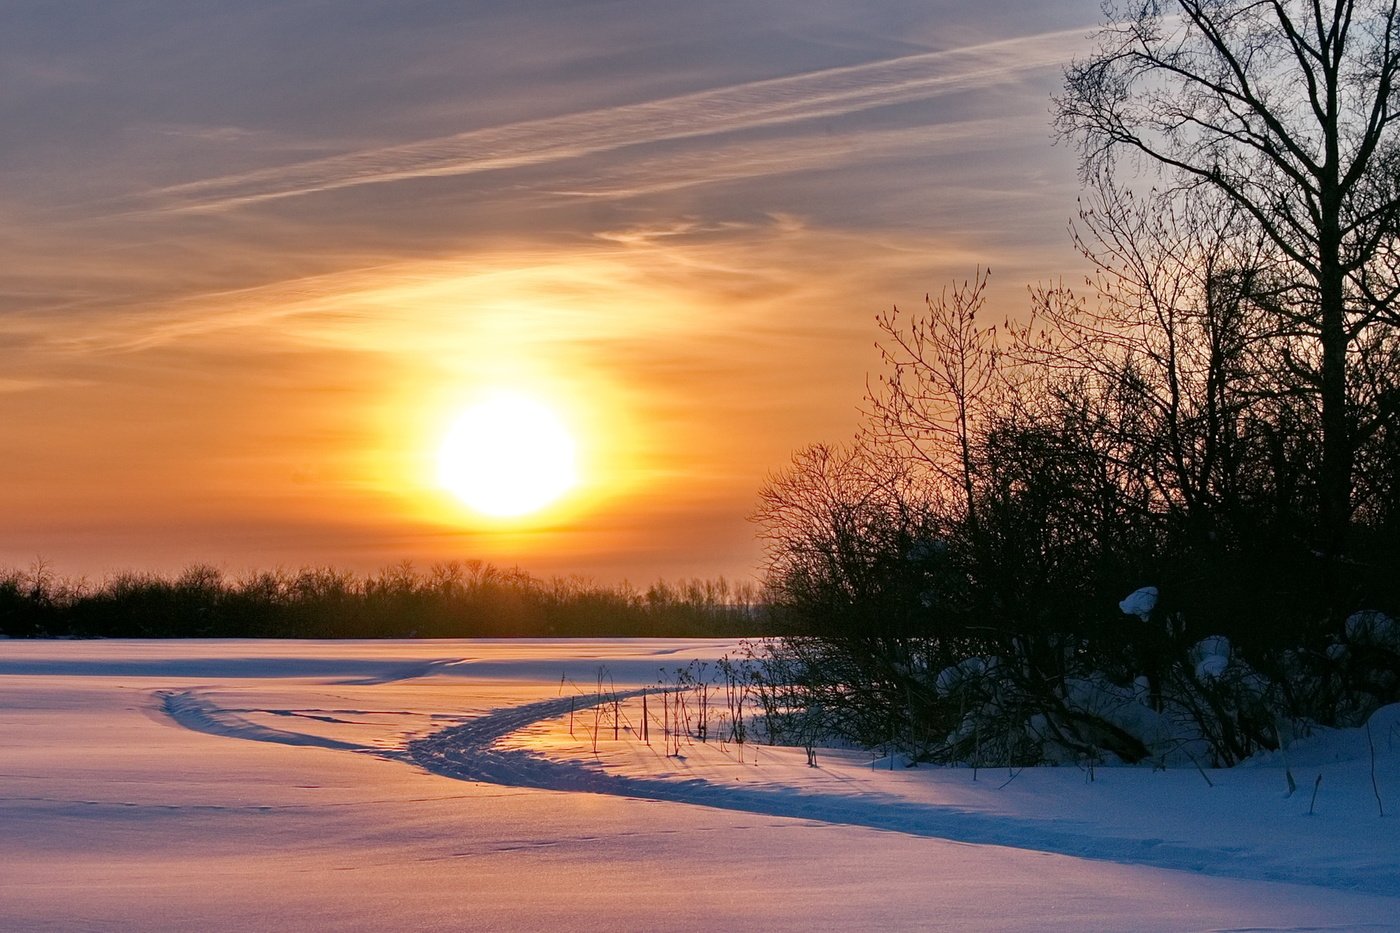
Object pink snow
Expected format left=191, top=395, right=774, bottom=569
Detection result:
left=1, top=638, right=1396, bottom=931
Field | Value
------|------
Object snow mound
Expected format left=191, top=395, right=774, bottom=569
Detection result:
left=934, top=657, right=995, bottom=696
left=1346, top=610, right=1400, bottom=648
left=1191, top=635, right=1231, bottom=681
left=1119, top=586, right=1158, bottom=621
left=1247, top=702, right=1400, bottom=768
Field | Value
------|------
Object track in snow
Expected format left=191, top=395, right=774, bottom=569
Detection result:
left=157, top=690, right=373, bottom=752
left=157, top=686, right=1399, bottom=897
left=405, top=695, right=1398, bottom=897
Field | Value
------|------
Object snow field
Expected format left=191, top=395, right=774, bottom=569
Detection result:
left=1, top=639, right=1397, bottom=931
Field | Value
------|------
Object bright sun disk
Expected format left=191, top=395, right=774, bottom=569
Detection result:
left=437, top=392, right=578, bottom=517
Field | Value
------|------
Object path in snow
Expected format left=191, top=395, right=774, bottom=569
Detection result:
left=154, top=683, right=1397, bottom=898
left=157, top=690, right=375, bottom=752
left=407, top=694, right=1396, bottom=897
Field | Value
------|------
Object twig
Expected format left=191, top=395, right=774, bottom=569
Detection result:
left=1277, top=719, right=1297, bottom=797
left=1367, top=719, right=1386, bottom=817
left=1181, top=747, right=1215, bottom=788
left=1308, top=773, right=1322, bottom=816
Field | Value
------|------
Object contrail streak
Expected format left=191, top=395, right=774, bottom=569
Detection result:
left=151, top=27, right=1086, bottom=212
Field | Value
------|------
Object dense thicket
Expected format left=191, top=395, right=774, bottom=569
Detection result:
left=753, top=0, right=1400, bottom=767
left=754, top=245, right=1400, bottom=768
left=0, top=562, right=765, bottom=639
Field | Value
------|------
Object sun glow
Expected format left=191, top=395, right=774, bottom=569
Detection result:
left=436, top=391, right=579, bottom=517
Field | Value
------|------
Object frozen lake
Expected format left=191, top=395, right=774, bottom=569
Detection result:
left=2, top=639, right=1396, bottom=931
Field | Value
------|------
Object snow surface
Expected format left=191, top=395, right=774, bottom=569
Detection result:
left=2, top=638, right=1398, bottom=931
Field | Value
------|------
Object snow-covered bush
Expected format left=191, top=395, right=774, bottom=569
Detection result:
left=934, top=657, right=998, bottom=697
left=1191, top=636, right=1231, bottom=681
left=1320, top=611, right=1400, bottom=726
left=1119, top=586, right=1158, bottom=621
left=1346, top=611, right=1400, bottom=650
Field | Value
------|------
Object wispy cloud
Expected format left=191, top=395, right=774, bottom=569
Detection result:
left=147, top=28, right=1085, bottom=213
left=0, top=55, right=93, bottom=93
left=0, top=377, right=89, bottom=394
left=149, top=124, right=261, bottom=143
left=539, top=117, right=1040, bottom=201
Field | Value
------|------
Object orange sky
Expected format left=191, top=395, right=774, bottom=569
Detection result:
left=0, top=1, right=1097, bottom=585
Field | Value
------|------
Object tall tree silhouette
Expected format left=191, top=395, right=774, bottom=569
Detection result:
left=1057, top=0, right=1400, bottom=569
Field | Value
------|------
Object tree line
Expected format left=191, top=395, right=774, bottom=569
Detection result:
left=0, top=562, right=765, bottom=639
left=751, top=0, right=1400, bottom=768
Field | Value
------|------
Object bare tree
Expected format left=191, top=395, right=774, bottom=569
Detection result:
left=1057, top=0, right=1400, bottom=564
left=1015, top=182, right=1292, bottom=542
left=753, top=441, right=939, bottom=636
left=871, top=269, right=999, bottom=524
left=751, top=442, right=962, bottom=756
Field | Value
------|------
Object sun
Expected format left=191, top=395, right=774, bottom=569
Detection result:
left=436, top=391, right=578, bottom=517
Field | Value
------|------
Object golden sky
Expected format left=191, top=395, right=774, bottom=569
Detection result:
left=1, top=0, right=1098, bottom=584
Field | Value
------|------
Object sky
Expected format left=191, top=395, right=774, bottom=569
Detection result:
left=1, top=0, right=1103, bottom=586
